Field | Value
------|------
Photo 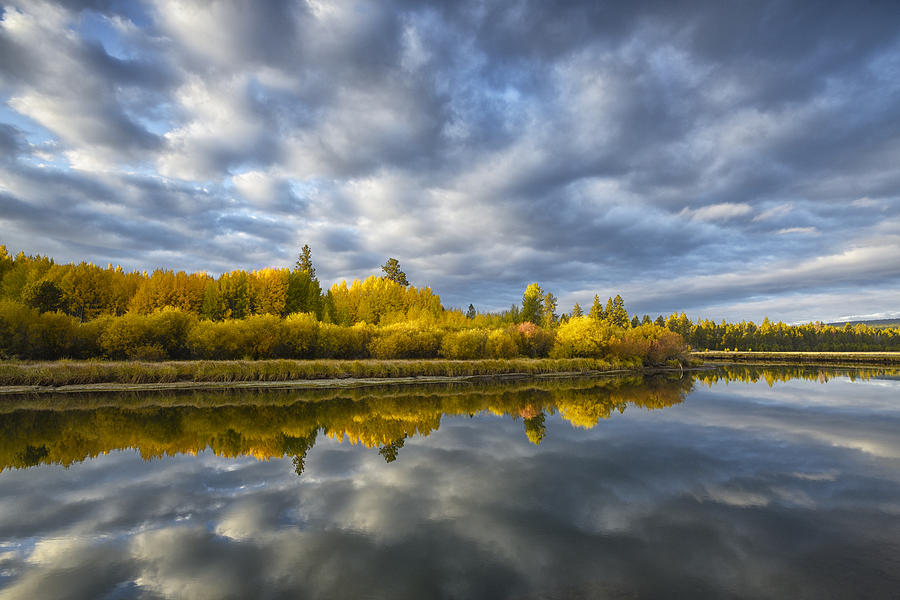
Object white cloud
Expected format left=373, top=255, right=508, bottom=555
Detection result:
left=776, top=226, right=818, bottom=235
left=680, top=202, right=753, bottom=221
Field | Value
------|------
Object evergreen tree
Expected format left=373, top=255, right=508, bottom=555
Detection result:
left=504, top=303, right=521, bottom=324
left=609, top=294, right=629, bottom=327
left=21, top=280, right=63, bottom=313
left=466, top=303, right=476, bottom=319
left=295, top=244, right=316, bottom=279
left=571, top=302, right=583, bottom=318
left=631, top=315, right=640, bottom=328
left=642, top=314, right=652, bottom=325
left=381, top=258, right=409, bottom=286
left=521, top=283, right=544, bottom=324
left=286, top=270, right=322, bottom=318
left=589, top=294, right=604, bottom=320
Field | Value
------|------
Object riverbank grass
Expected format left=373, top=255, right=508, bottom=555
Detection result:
left=0, top=357, right=641, bottom=388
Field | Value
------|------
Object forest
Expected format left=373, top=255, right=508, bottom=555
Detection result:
left=0, top=244, right=897, bottom=363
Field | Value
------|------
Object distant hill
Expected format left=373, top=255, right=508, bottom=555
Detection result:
left=826, top=318, right=900, bottom=329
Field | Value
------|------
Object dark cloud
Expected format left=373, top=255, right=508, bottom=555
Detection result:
left=0, top=123, right=24, bottom=158
left=0, top=0, right=898, bottom=320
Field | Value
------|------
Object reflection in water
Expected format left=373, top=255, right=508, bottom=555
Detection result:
left=0, top=375, right=691, bottom=473
left=695, top=363, right=900, bottom=386
left=0, top=368, right=899, bottom=599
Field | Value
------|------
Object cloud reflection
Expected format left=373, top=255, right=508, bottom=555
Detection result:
left=0, top=371, right=898, bottom=598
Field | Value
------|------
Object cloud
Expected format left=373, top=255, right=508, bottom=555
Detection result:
left=680, top=202, right=753, bottom=222
left=1, top=0, right=899, bottom=319
left=776, top=226, right=818, bottom=235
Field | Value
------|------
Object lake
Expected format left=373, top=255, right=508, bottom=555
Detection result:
left=0, top=366, right=898, bottom=599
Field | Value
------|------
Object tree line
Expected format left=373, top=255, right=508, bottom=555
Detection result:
left=0, top=245, right=686, bottom=363
left=2, top=243, right=895, bottom=361
left=657, top=312, right=900, bottom=352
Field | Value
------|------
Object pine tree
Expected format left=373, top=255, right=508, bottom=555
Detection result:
left=381, top=258, right=409, bottom=286
left=610, top=294, right=629, bottom=327
left=466, top=303, right=476, bottom=319
left=589, top=294, right=604, bottom=320
left=295, top=244, right=316, bottom=279
left=571, top=302, right=583, bottom=318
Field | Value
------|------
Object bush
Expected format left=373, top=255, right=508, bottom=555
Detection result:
left=235, top=315, right=282, bottom=359
left=369, top=323, right=441, bottom=359
left=0, top=301, right=38, bottom=358
left=486, top=329, right=518, bottom=358
left=29, top=310, right=79, bottom=359
left=186, top=319, right=247, bottom=359
left=100, top=308, right=197, bottom=360
left=440, top=329, right=488, bottom=359
left=623, top=324, right=685, bottom=364
left=0, top=301, right=87, bottom=359
left=550, top=317, right=615, bottom=358
left=512, top=323, right=555, bottom=357
left=282, top=312, right=319, bottom=358
left=315, top=323, right=371, bottom=359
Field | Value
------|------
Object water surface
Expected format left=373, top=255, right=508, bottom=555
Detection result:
left=0, top=367, right=898, bottom=598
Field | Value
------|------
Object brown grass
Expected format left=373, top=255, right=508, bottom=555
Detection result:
left=0, top=357, right=638, bottom=388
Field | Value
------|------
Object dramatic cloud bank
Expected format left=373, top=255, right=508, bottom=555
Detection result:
left=1, top=0, right=898, bottom=321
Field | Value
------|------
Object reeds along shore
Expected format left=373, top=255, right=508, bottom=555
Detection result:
left=0, top=358, right=640, bottom=388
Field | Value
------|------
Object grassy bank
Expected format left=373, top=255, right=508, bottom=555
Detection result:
left=0, top=357, right=641, bottom=389
left=693, top=351, right=900, bottom=366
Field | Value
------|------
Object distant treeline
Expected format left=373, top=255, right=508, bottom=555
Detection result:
left=660, top=313, right=900, bottom=352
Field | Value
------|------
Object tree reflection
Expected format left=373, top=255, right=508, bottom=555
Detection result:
left=694, top=364, right=900, bottom=387
left=523, top=412, right=546, bottom=445
left=0, top=374, right=701, bottom=473
left=282, top=430, right=318, bottom=477
left=378, top=434, right=407, bottom=463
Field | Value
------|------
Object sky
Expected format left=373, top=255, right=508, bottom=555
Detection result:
left=0, top=0, right=899, bottom=323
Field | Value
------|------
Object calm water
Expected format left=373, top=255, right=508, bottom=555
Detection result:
left=0, top=367, right=898, bottom=599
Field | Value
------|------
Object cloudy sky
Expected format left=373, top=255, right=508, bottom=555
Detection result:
left=1, top=0, right=899, bottom=322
